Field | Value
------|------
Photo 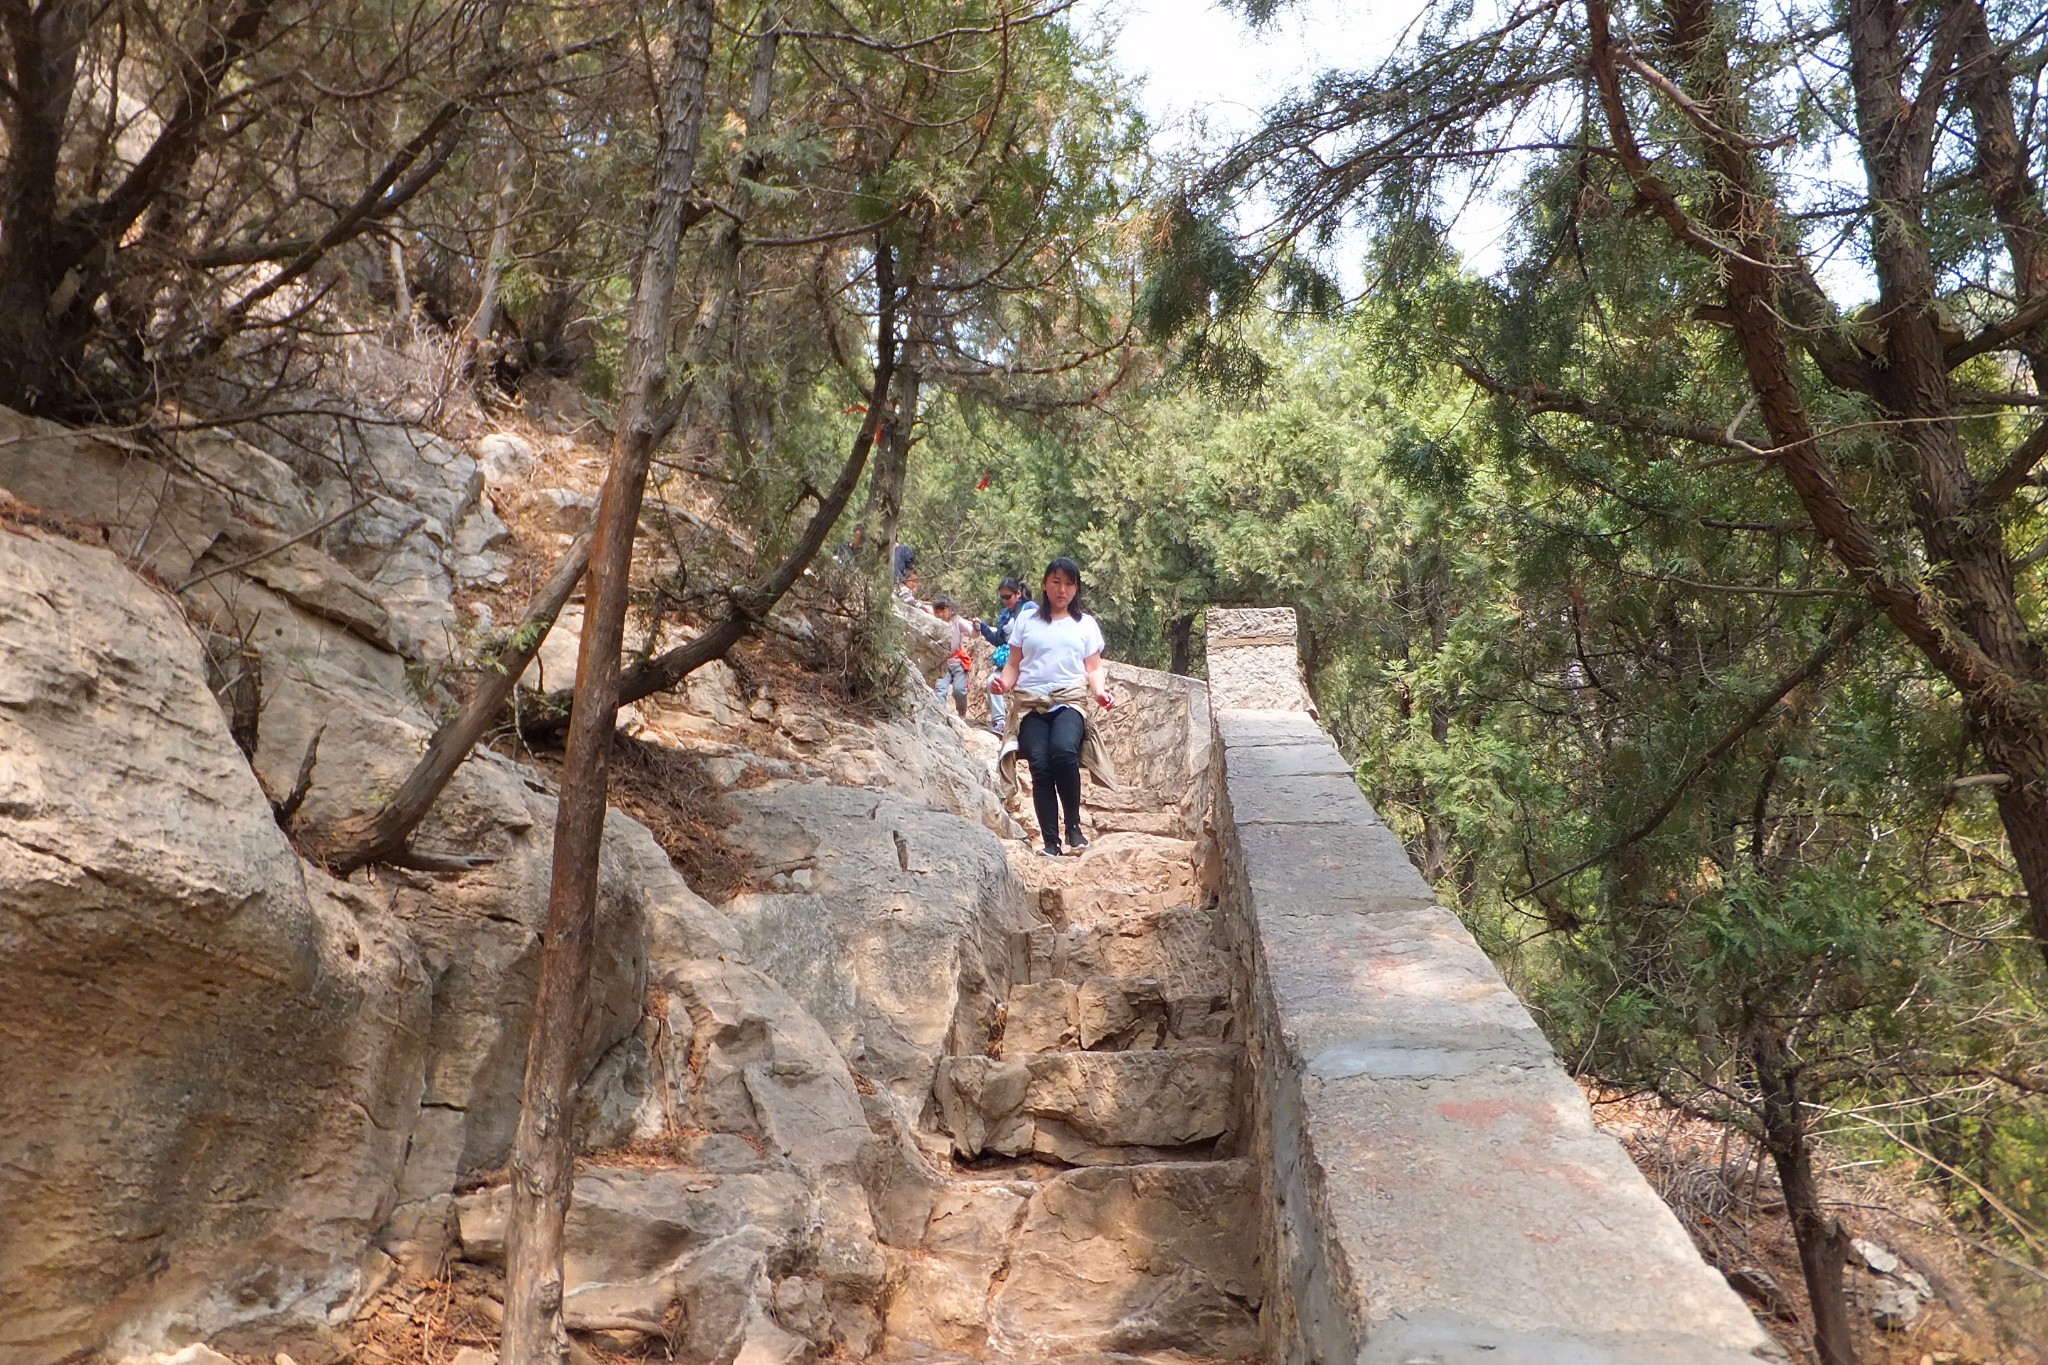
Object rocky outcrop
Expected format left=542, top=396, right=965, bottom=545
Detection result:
left=989, top=1161, right=1264, bottom=1356
left=456, top=1168, right=821, bottom=1363
left=935, top=1046, right=1241, bottom=1163
left=0, top=403, right=908, bottom=1363
left=0, top=528, right=427, bottom=1360
left=714, top=783, right=1037, bottom=1116
left=4, top=397, right=1148, bottom=1365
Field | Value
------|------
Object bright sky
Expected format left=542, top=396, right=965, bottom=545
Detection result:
left=1072, top=0, right=1522, bottom=278
left=1072, top=0, right=1874, bottom=298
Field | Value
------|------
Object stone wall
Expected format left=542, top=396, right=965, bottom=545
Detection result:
left=1206, top=606, right=1315, bottom=713
left=1095, top=660, right=1213, bottom=840
left=1205, top=609, right=1779, bottom=1365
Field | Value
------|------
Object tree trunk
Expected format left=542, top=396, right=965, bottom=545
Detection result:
left=462, top=141, right=521, bottom=380
left=305, top=526, right=593, bottom=874
left=390, top=238, right=415, bottom=338
left=864, top=264, right=931, bottom=564
left=0, top=0, right=281, bottom=412
left=1751, top=1034, right=1858, bottom=1365
left=518, top=245, right=901, bottom=740
left=497, top=2, right=717, bottom=1361
left=1168, top=614, right=1194, bottom=676
left=0, top=0, right=94, bottom=411
left=461, top=0, right=519, bottom=384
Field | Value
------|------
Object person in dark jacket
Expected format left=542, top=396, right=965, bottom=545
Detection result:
left=976, top=575, right=1032, bottom=736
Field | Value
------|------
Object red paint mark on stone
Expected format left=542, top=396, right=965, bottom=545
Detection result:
left=1436, top=1099, right=1519, bottom=1128
left=1435, top=1098, right=1561, bottom=1134
left=1503, top=1149, right=1605, bottom=1195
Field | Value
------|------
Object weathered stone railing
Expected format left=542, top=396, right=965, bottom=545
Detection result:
left=1207, top=609, right=1777, bottom=1365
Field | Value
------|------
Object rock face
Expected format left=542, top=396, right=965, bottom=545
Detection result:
left=715, top=783, right=1037, bottom=1114
left=991, top=1161, right=1264, bottom=1356
left=312, top=418, right=508, bottom=653
left=4, top=398, right=1247, bottom=1365
left=935, top=1046, right=1241, bottom=1164
left=0, top=528, right=427, bottom=1360
left=0, top=404, right=886, bottom=1362
left=457, top=1168, right=821, bottom=1361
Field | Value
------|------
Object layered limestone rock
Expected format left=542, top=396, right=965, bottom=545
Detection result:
left=990, top=1161, right=1264, bottom=1357
left=0, top=528, right=427, bottom=1361
left=714, top=783, right=1037, bottom=1114
left=0, top=405, right=914, bottom=1363
left=456, top=1168, right=823, bottom=1362
left=7, top=398, right=1239, bottom=1365
left=935, top=1047, right=1241, bottom=1163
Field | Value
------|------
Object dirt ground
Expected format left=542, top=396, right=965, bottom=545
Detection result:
left=1588, top=1086, right=2047, bottom=1365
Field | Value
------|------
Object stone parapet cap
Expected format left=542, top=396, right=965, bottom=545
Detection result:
left=1205, top=608, right=1314, bottom=714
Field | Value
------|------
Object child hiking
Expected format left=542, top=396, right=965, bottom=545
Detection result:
left=929, top=594, right=975, bottom=719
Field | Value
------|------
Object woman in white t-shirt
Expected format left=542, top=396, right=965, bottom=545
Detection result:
left=989, top=557, right=1115, bottom=856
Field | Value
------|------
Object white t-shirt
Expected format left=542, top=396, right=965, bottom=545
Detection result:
left=1011, top=608, right=1104, bottom=695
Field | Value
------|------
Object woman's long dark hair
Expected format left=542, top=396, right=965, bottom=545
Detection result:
left=1037, top=556, right=1086, bottom=621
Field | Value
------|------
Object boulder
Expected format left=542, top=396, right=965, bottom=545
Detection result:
left=896, top=598, right=953, bottom=678
left=475, top=432, right=540, bottom=488
left=0, top=527, right=429, bottom=1364
left=117, top=1348, right=238, bottom=1365
left=657, top=956, right=887, bottom=1350
left=310, top=417, right=500, bottom=656
left=0, top=405, right=234, bottom=581
left=166, top=424, right=323, bottom=533
left=522, top=485, right=598, bottom=532
left=456, top=1166, right=816, bottom=1354
left=882, top=1184, right=1030, bottom=1351
left=328, top=419, right=483, bottom=535
left=715, top=784, right=1037, bottom=1114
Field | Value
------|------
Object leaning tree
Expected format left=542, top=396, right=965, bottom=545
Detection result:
left=1176, top=0, right=2048, bottom=973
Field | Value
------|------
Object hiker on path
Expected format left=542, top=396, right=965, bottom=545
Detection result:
left=976, top=574, right=1033, bottom=737
left=991, top=557, right=1118, bottom=857
left=929, top=595, right=975, bottom=719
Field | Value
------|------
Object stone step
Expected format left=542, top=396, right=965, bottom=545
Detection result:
left=999, top=975, right=1233, bottom=1054
left=875, top=1348, right=1234, bottom=1365
left=1012, top=832, right=1202, bottom=922
left=882, top=1161, right=1262, bottom=1362
left=934, top=1047, right=1240, bottom=1165
left=1016, top=903, right=1229, bottom=998
left=1083, top=806, right=1190, bottom=839
left=990, top=1161, right=1262, bottom=1359
left=883, top=1180, right=1031, bottom=1354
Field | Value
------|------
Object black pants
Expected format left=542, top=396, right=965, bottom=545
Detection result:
left=1017, top=706, right=1085, bottom=847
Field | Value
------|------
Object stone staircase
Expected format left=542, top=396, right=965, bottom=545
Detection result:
left=876, top=831, right=1264, bottom=1363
